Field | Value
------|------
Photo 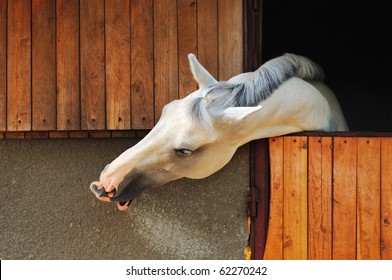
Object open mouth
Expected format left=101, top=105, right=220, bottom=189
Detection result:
left=116, top=200, right=131, bottom=211
left=90, top=182, right=132, bottom=211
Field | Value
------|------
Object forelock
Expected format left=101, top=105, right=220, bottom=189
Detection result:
left=188, top=97, right=214, bottom=128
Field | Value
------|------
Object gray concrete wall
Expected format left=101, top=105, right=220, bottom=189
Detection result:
left=0, top=138, right=250, bottom=259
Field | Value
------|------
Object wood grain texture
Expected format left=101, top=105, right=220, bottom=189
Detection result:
left=178, top=0, right=197, bottom=99
left=32, top=0, right=56, bottom=130
left=283, top=136, right=308, bottom=260
left=357, top=138, right=381, bottom=259
left=250, top=139, right=270, bottom=260
left=381, top=138, right=392, bottom=259
left=80, top=0, right=105, bottom=130
left=263, top=137, right=284, bottom=260
left=56, top=0, right=80, bottom=130
left=154, top=0, right=178, bottom=121
left=1, top=0, right=246, bottom=134
left=333, top=137, right=357, bottom=259
left=308, top=137, right=332, bottom=259
left=7, top=0, right=31, bottom=131
left=197, top=0, right=218, bottom=79
left=106, top=0, right=131, bottom=129
left=218, top=0, right=243, bottom=80
left=0, top=0, right=6, bottom=131
left=130, top=0, right=154, bottom=129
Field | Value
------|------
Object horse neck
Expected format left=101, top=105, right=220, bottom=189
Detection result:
left=231, top=78, right=334, bottom=146
left=233, top=116, right=303, bottom=147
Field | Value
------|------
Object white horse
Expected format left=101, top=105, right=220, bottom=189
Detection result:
left=91, top=53, right=348, bottom=210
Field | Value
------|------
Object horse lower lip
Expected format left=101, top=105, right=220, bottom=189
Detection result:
left=117, top=201, right=131, bottom=211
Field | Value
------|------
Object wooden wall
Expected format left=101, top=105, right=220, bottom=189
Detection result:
left=0, top=0, right=244, bottom=136
left=263, top=135, right=392, bottom=260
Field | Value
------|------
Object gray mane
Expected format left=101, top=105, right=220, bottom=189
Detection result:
left=206, top=53, right=324, bottom=109
left=190, top=53, right=325, bottom=125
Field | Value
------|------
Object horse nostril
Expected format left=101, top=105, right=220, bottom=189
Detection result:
left=90, top=182, right=107, bottom=197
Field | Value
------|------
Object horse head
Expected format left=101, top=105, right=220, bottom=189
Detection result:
left=90, top=54, right=262, bottom=210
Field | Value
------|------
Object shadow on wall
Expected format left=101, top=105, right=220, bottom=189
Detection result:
left=0, top=138, right=249, bottom=259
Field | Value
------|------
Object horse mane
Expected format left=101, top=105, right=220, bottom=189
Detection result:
left=189, top=53, right=325, bottom=126
left=205, top=53, right=325, bottom=109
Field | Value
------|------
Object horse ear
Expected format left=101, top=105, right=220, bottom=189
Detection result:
left=188, top=54, right=217, bottom=88
left=221, top=106, right=262, bottom=125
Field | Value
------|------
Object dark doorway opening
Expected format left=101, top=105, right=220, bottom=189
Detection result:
left=262, top=0, right=392, bottom=132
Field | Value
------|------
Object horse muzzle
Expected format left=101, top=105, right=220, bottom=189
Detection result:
left=90, top=167, right=171, bottom=211
left=90, top=182, right=132, bottom=211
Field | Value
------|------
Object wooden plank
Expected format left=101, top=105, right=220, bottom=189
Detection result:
left=5, top=132, right=25, bottom=139
left=333, top=137, right=357, bottom=259
left=308, top=136, right=333, bottom=260
left=250, top=139, right=270, bottom=260
left=88, top=131, right=111, bottom=138
left=80, top=0, right=105, bottom=130
left=32, top=0, right=56, bottom=131
left=105, top=0, right=131, bottom=129
left=7, top=0, right=31, bottom=131
left=263, top=137, right=284, bottom=260
left=136, top=130, right=149, bottom=138
left=218, top=0, right=243, bottom=80
left=25, top=131, right=49, bottom=139
left=283, top=136, right=308, bottom=260
left=130, top=0, right=154, bottom=129
left=381, top=138, right=392, bottom=259
left=197, top=0, right=218, bottom=78
left=357, top=138, right=381, bottom=259
left=293, top=131, right=392, bottom=138
left=56, top=0, right=80, bottom=130
left=154, top=0, right=178, bottom=121
left=49, top=131, right=68, bottom=138
left=111, top=131, right=136, bottom=138
left=69, top=131, right=88, bottom=138
left=178, top=0, right=197, bottom=99
left=0, top=0, right=6, bottom=131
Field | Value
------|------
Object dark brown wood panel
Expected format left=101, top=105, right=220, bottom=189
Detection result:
left=154, top=0, right=178, bottom=121
left=7, top=0, right=31, bottom=131
left=197, top=0, right=218, bottom=79
left=0, top=0, right=6, bottom=131
left=80, top=0, right=105, bottom=130
left=178, top=0, right=197, bottom=99
left=105, top=0, right=131, bottom=130
left=1, top=0, right=245, bottom=134
left=56, top=0, right=80, bottom=130
left=32, top=0, right=56, bottom=131
left=130, top=0, right=154, bottom=129
left=218, top=0, right=243, bottom=80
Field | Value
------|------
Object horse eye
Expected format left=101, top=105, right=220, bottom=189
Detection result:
left=175, top=149, right=193, bottom=156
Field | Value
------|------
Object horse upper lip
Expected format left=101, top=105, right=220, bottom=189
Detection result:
left=90, top=182, right=105, bottom=197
